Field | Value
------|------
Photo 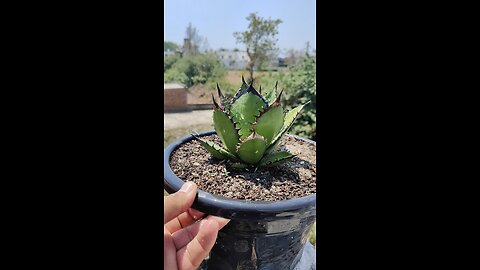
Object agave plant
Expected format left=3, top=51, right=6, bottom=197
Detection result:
left=192, top=76, right=309, bottom=169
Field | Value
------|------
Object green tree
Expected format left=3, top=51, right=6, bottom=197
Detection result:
left=234, top=13, right=282, bottom=80
left=164, top=41, right=178, bottom=52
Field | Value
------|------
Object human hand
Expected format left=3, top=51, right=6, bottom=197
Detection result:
left=164, top=182, right=229, bottom=270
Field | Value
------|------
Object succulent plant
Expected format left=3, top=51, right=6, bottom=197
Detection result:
left=192, top=76, right=309, bottom=169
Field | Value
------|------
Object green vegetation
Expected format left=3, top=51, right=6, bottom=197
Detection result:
left=194, top=77, right=308, bottom=168
left=164, top=54, right=180, bottom=72
left=281, top=57, right=316, bottom=140
left=252, top=57, right=316, bottom=141
left=164, top=41, right=179, bottom=52
left=163, top=54, right=316, bottom=141
left=162, top=113, right=316, bottom=248
left=162, top=16, right=316, bottom=249
left=234, top=13, right=282, bottom=80
left=164, top=53, right=227, bottom=88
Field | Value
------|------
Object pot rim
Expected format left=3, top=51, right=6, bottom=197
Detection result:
left=164, top=130, right=316, bottom=215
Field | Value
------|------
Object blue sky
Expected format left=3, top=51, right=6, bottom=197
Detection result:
left=164, top=0, right=316, bottom=51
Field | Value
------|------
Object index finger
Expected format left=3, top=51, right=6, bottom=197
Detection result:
left=164, top=182, right=197, bottom=224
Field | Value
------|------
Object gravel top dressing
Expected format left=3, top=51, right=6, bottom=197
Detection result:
left=169, top=134, right=316, bottom=201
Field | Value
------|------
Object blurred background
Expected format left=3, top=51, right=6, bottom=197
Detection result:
left=164, top=0, right=316, bottom=247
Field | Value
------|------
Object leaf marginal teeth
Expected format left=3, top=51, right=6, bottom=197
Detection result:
left=198, top=77, right=308, bottom=166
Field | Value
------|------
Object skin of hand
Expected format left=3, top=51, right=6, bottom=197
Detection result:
left=164, top=182, right=230, bottom=270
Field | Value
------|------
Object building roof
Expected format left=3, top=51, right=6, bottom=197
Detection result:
left=164, top=83, right=186, bottom=90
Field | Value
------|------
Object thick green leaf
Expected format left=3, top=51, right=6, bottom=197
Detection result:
left=211, top=94, right=220, bottom=110
left=233, top=76, right=249, bottom=100
left=266, top=102, right=309, bottom=153
left=255, top=105, right=284, bottom=145
left=237, top=136, right=267, bottom=164
left=230, top=92, right=266, bottom=140
left=259, top=150, right=294, bottom=167
left=237, top=126, right=253, bottom=141
left=264, top=81, right=278, bottom=105
left=265, top=157, right=293, bottom=167
left=216, top=84, right=231, bottom=112
left=213, top=110, right=239, bottom=154
left=192, top=135, right=237, bottom=160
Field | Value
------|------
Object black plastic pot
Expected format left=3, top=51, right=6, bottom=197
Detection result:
left=164, top=130, right=316, bottom=270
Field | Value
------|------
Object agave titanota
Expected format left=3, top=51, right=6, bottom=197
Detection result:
left=193, top=76, right=309, bottom=168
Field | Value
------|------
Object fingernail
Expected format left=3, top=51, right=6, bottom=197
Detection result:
left=179, top=182, right=194, bottom=193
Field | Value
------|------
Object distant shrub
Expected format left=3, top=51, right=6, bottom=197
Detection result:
left=250, top=58, right=316, bottom=140
left=164, top=54, right=180, bottom=72
left=281, top=57, right=316, bottom=140
left=254, top=70, right=286, bottom=90
left=164, top=53, right=227, bottom=87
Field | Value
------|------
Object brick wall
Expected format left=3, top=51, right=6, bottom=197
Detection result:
left=164, top=88, right=189, bottom=112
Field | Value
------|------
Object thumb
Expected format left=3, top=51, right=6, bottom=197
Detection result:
left=164, top=182, right=197, bottom=224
